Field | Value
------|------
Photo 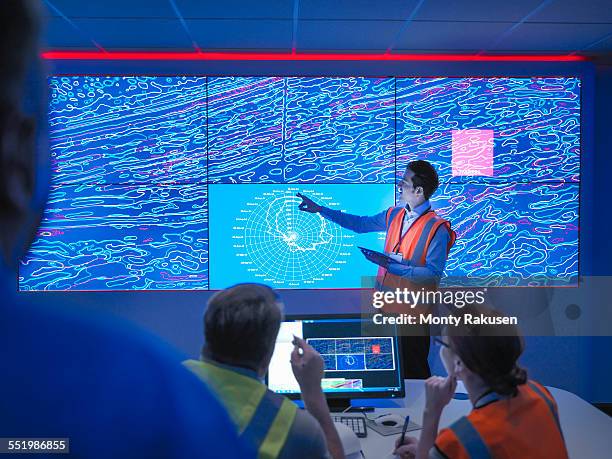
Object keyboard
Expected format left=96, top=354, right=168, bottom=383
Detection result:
left=332, top=415, right=368, bottom=438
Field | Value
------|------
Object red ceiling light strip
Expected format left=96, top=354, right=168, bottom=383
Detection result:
left=41, top=51, right=586, bottom=62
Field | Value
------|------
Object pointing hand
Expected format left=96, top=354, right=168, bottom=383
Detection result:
left=296, top=193, right=322, bottom=213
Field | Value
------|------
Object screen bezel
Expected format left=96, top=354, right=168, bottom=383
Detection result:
left=266, top=313, right=406, bottom=400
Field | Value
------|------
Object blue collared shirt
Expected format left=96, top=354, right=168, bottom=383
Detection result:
left=320, top=199, right=450, bottom=281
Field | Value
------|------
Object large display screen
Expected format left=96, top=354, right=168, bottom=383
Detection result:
left=19, top=76, right=580, bottom=291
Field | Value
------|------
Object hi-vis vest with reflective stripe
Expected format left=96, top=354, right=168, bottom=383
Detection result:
left=435, top=380, right=569, bottom=459
left=376, top=206, right=456, bottom=291
left=184, top=359, right=297, bottom=459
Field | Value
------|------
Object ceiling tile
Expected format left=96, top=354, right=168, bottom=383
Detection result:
left=299, top=0, right=419, bottom=20
left=395, top=21, right=510, bottom=50
left=41, top=2, right=56, bottom=18
left=492, top=23, right=612, bottom=51
left=44, top=17, right=96, bottom=48
left=528, top=0, right=612, bottom=23
left=45, top=0, right=175, bottom=18
left=414, top=0, right=543, bottom=22
left=39, top=0, right=612, bottom=55
left=72, top=18, right=194, bottom=48
left=585, top=32, right=612, bottom=52
left=187, top=19, right=292, bottom=49
left=176, top=0, right=294, bottom=19
left=297, top=20, right=402, bottom=50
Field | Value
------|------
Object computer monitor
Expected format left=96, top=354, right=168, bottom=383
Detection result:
left=267, top=315, right=405, bottom=410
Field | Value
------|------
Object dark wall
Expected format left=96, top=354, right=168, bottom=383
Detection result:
left=588, top=64, right=612, bottom=403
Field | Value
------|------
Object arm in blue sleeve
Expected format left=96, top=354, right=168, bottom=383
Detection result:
left=386, top=225, right=450, bottom=282
left=319, top=207, right=388, bottom=234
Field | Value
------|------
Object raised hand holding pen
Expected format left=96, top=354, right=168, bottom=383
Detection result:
left=290, top=335, right=346, bottom=459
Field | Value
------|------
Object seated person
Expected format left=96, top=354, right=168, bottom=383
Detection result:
left=394, top=309, right=569, bottom=459
left=184, top=283, right=345, bottom=459
left=0, top=1, right=251, bottom=457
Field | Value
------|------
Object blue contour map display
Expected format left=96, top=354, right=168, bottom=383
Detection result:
left=19, top=184, right=208, bottom=291
left=208, top=76, right=395, bottom=183
left=396, top=77, right=580, bottom=184
left=433, top=182, right=579, bottom=286
left=47, top=76, right=208, bottom=185
left=18, top=76, right=580, bottom=290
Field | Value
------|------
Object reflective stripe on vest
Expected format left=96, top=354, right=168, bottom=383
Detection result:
left=184, top=359, right=297, bottom=459
left=449, top=417, right=492, bottom=459
left=259, top=400, right=300, bottom=459
left=409, top=216, right=444, bottom=265
left=242, top=391, right=283, bottom=453
left=527, top=382, right=565, bottom=441
left=385, top=206, right=404, bottom=228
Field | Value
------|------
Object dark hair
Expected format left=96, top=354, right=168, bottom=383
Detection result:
left=445, top=308, right=527, bottom=396
left=406, top=160, right=439, bottom=200
left=0, top=0, right=41, bottom=108
left=203, top=283, right=283, bottom=371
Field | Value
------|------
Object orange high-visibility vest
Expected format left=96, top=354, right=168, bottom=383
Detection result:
left=376, top=206, right=456, bottom=292
left=435, top=380, right=569, bottom=459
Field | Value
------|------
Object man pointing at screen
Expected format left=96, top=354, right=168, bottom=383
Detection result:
left=297, top=160, right=456, bottom=378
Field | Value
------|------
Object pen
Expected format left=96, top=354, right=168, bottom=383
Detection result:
left=400, top=415, right=410, bottom=445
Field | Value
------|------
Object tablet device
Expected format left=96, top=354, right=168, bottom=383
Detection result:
left=358, top=246, right=394, bottom=265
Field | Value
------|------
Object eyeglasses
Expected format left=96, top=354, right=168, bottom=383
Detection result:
left=434, top=337, right=450, bottom=349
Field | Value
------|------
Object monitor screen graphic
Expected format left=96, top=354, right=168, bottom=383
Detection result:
left=267, top=317, right=403, bottom=397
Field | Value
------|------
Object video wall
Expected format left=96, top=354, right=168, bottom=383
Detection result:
left=18, top=76, right=580, bottom=290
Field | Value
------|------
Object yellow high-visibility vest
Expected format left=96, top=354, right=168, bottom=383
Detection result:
left=184, top=359, right=297, bottom=459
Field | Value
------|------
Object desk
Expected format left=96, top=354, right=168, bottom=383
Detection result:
left=356, top=379, right=612, bottom=459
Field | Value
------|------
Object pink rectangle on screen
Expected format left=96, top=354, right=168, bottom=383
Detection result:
left=451, top=129, right=494, bottom=176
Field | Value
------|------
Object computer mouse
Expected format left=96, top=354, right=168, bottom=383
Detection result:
left=374, top=414, right=405, bottom=427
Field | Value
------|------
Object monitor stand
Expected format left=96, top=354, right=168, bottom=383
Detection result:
left=327, top=398, right=375, bottom=413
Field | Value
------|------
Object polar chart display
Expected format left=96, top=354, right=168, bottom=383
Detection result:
left=244, top=190, right=343, bottom=284
left=209, top=185, right=394, bottom=289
